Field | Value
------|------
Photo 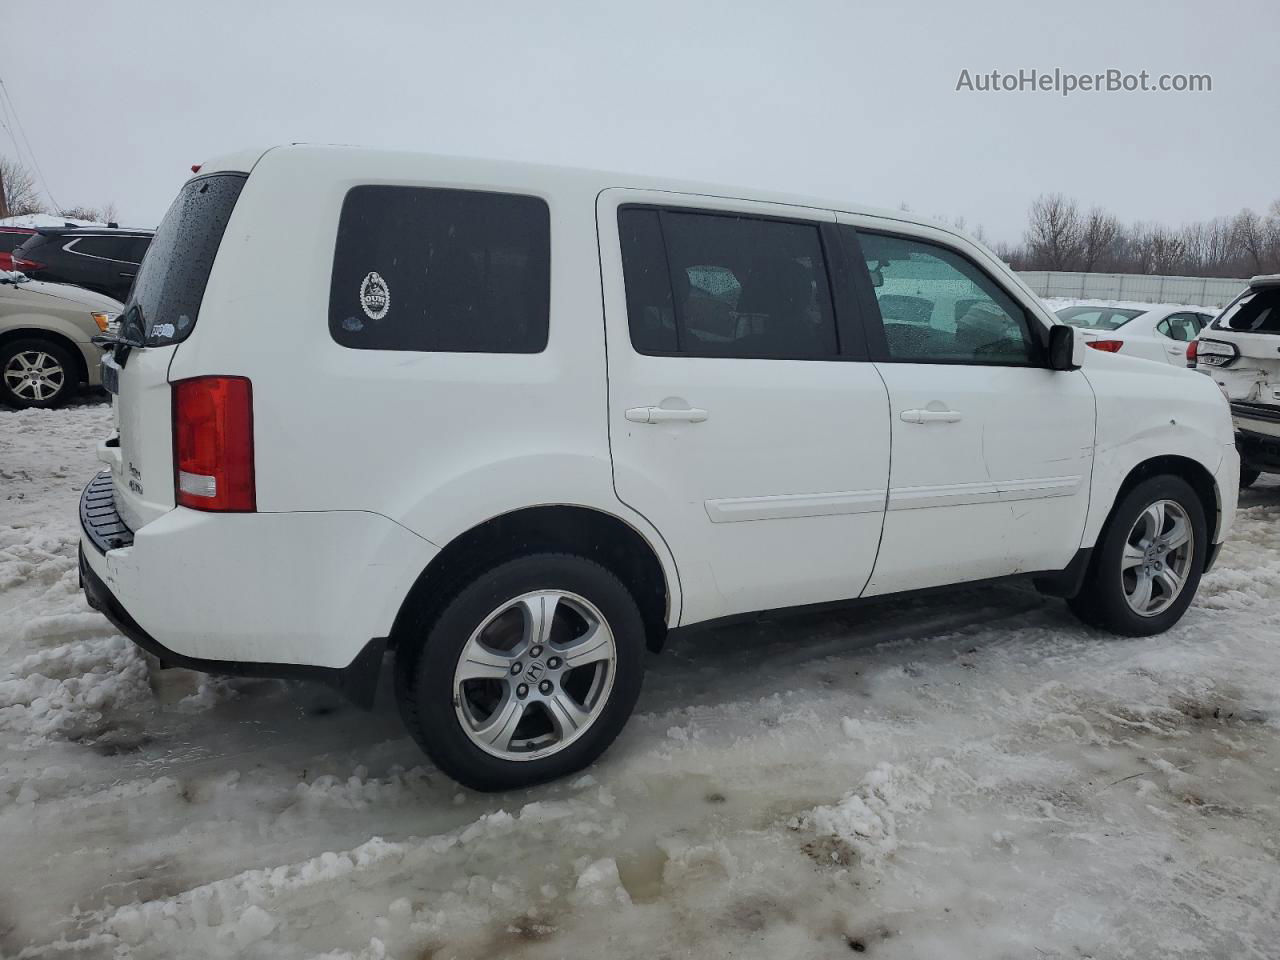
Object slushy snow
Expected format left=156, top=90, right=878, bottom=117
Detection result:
left=3, top=401, right=1279, bottom=958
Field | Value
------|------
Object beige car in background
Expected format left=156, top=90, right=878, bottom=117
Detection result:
left=0, top=270, right=121, bottom=408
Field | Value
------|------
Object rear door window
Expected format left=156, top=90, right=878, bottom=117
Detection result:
left=329, top=186, right=550, bottom=353
left=129, top=173, right=247, bottom=345
left=69, top=236, right=134, bottom=261
left=617, top=207, right=839, bottom=359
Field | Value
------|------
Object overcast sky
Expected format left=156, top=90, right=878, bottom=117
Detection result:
left=4, top=0, right=1276, bottom=243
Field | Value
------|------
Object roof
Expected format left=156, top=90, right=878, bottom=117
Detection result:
left=199, top=142, right=984, bottom=249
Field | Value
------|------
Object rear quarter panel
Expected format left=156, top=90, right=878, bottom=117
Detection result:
left=165, top=145, right=683, bottom=625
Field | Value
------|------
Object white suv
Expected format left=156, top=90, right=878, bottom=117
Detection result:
left=1191, top=275, right=1280, bottom=487
left=80, top=145, right=1239, bottom=790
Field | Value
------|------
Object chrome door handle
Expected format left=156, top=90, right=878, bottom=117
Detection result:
left=900, top=408, right=962, bottom=424
left=625, top=406, right=709, bottom=424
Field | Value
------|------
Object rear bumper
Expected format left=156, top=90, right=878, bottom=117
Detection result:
left=79, top=543, right=385, bottom=706
left=78, top=471, right=439, bottom=705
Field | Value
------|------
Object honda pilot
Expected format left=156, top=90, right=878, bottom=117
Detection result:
left=80, top=145, right=1239, bottom=790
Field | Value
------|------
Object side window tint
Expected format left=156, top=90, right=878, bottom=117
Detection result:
left=620, top=209, right=838, bottom=359
left=618, top=209, right=677, bottom=353
left=329, top=186, right=550, bottom=353
left=125, top=237, right=151, bottom=264
left=71, top=236, right=130, bottom=261
left=853, top=230, right=1037, bottom=365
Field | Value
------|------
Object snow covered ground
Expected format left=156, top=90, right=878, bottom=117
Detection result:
left=2, top=401, right=1279, bottom=959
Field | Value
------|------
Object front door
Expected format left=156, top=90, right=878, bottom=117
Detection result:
left=837, top=220, right=1096, bottom=595
left=598, top=191, right=891, bottom=625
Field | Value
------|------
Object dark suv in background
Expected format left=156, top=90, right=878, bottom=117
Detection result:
left=12, top=226, right=153, bottom=301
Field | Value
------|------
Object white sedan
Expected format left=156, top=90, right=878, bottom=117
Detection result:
left=1051, top=300, right=1216, bottom=366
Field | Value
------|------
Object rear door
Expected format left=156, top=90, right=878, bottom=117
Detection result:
left=837, top=218, right=1096, bottom=594
left=1156, top=312, right=1202, bottom=366
left=598, top=190, right=891, bottom=625
left=104, top=173, right=248, bottom=531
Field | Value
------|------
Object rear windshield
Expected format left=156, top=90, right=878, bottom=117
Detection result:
left=128, top=173, right=246, bottom=345
left=1213, top=287, right=1280, bottom=334
left=1054, top=305, right=1145, bottom=331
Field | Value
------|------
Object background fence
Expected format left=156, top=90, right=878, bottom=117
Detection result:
left=1018, top=271, right=1250, bottom=308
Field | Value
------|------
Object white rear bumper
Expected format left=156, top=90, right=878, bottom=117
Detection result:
left=80, top=483, right=438, bottom=670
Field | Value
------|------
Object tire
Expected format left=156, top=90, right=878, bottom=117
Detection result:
left=395, top=552, right=646, bottom=791
left=1066, top=475, right=1207, bottom=636
left=1240, top=467, right=1261, bottom=489
left=0, top=337, right=79, bottom=409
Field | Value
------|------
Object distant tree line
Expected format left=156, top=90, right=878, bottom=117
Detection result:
left=0, top=155, right=117, bottom=223
left=992, top=193, right=1280, bottom=278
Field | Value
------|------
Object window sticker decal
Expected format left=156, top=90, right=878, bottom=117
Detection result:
left=360, top=271, right=390, bottom=320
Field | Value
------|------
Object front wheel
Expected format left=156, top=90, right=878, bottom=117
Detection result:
left=396, top=553, right=646, bottom=791
left=0, top=338, right=78, bottom=409
left=1240, top=467, right=1261, bottom=489
left=1067, top=475, right=1207, bottom=636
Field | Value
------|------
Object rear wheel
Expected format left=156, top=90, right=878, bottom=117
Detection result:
left=0, top=338, right=78, bottom=409
left=396, top=553, right=646, bottom=791
left=1240, top=466, right=1261, bottom=489
left=1067, top=475, right=1207, bottom=636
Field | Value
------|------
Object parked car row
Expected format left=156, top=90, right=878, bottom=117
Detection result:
left=0, top=219, right=154, bottom=407
left=10, top=224, right=154, bottom=302
left=1053, top=300, right=1216, bottom=367
left=0, top=270, right=120, bottom=406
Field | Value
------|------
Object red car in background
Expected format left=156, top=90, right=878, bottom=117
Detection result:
left=0, top=226, right=37, bottom=271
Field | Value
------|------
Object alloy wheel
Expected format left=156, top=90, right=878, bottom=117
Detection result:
left=3, top=350, right=66, bottom=403
left=1121, top=499, right=1195, bottom=617
left=452, top=590, right=617, bottom=761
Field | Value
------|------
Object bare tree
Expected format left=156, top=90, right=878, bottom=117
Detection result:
left=1079, top=208, right=1119, bottom=271
left=1148, top=226, right=1188, bottom=274
left=1024, top=193, right=1083, bottom=270
left=58, top=202, right=118, bottom=223
left=1231, top=209, right=1267, bottom=273
left=0, top=155, right=45, bottom=217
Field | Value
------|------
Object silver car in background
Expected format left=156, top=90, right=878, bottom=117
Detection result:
left=0, top=270, right=121, bottom=408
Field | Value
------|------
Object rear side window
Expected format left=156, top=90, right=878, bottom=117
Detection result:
left=129, top=174, right=246, bottom=345
left=329, top=186, right=550, bottom=353
left=70, top=236, right=134, bottom=261
left=617, top=207, right=838, bottom=359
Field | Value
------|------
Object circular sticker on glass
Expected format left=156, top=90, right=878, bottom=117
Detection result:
left=359, top=271, right=390, bottom=320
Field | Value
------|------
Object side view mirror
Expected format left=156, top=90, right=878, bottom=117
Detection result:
left=1047, top=324, right=1081, bottom=371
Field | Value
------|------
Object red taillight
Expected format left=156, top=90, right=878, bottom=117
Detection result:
left=1186, top=340, right=1199, bottom=367
left=172, top=376, right=255, bottom=512
left=1086, top=339, right=1124, bottom=353
left=12, top=257, right=45, bottom=271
